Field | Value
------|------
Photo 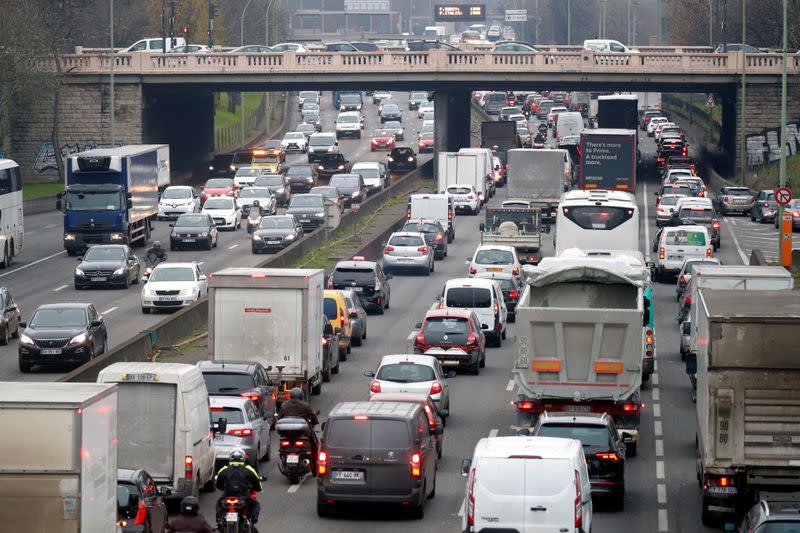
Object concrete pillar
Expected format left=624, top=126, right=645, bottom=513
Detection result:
left=434, top=88, right=472, bottom=153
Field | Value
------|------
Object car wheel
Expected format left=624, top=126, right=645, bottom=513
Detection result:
left=339, top=346, right=347, bottom=362
left=626, top=441, right=638, bottom=457
left=18, top=358, right=32, bottom=373
left=0, top=325, right=9, bottom=346
left=205, top=238, right=212, bottom=251
left=750, top=211, right=756, bottom=221
left=322, top=357, right=331, bottom=383
left=142, top=306, right=150, bottom=314
left=317, top=501, right=333, bottom=518
left=468, top=359, right=480, bottom=375
left=332, top=353, right=340, bottom=374
left=352, top=331, right=362, bottom=347
left=479, top=349, right=486, bottom=368
left=363, top=326, right=367, bottom=340
left=311, top=379, right=322, bottom=396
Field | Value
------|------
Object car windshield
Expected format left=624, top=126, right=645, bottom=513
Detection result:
left=30, top=307, right=87, bottom=328
left=259, top=217, right=294, bottom=230
left=373, top=130, right=394, bottom=137
left=340, top=96, right=361, bottom=104
left=421, top=133, right=434, bottom=140
left=284, top=133, right=304, bottom=140
left=65, top=191, right=122, bottom=212
left=536, top=424, right=610, bottom=449
left=665, top=229, right=707, bottom=246
left=354, top=167, right=379, bottom=179
left=312, top=188, right=337, bottom=199
left=757, top=522, right=800, bottom=532
left=725, top=188, right=752, bottom=196
left=323, top=298, right=338, bottom=320
left=203, top=198, right=233, bottom=209
left=205, top=179, right=232, bottom=188
left=290, top=196, right=324, bottom=208
left=448, top=187, right=472, bottom=194
left=309, top=136, right=333, bottom=146
left=661, top=186, right=691, bottom=196
left=303, top=112, right=319, bottom=121
left=203, top=372, right=255, bottom=393
left=394, top=149, right=414, bottom=157
left=252, top=154, right=279, bottom=165
left=338, top=115, right=359, bottom=123
left=446, top=287, right=491, bottom=308
left=287, top=167, right=313, bottom=178
left=162, top=188, right=192, bottom=199
left=83, top=247, right=125, bottom=262
left=299, top=91, right=317, bottom=99
left=236, top=168, right=261, bottom=177
left=254, top=176, right=284, bottom=187
left=389, top=235, right=425, bottom=247
left=412, top=92, right=427, bottom=100
left=403, top=223, right=439, bottom=233
left=211, top=155, right=233, bottom=166
left=296, top=125, right=315, bottom=133
left=303, top=103, right=320, bottom=111
left=331, top=176, right=359, bottom=187
left=475, top=249, right=514, bottom=264
left=660, top=196, right=681, bottom=206
left=239, top=188, right=271, bottom=198
left=211, top=407, right=244, bottom=425
left=383, top=105, right=400, bottom=112
left=376, top=363, right=436, bottom=383
left=149, top=267, right=195, bottom=282
left=175, top=215, right=208, bottom=227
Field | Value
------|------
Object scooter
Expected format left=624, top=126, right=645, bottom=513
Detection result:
left=217, top=495, right=254, bottom=533
left=140, top=256, right=165, bottom=283
left=276, top=414, right=319, bottom=484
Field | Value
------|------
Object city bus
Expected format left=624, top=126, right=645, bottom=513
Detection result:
left=0, top=159, right=24, bottom=267
left=554, top=189, right=639, bottom=255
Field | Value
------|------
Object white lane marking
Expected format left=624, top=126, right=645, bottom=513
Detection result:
left=654, top=359, right=658, bottom=372
left=656, top=460, right=665, bottom=479
left=489, top=428, right=499, bottom=438
left=655, top=439, right=664, bottom=457
left=657, top=483, right=667, bottom=504
left=643, top=181, right=651, bottom=262
left=228, top=244, right=239, bottom=249
left=658, top=508, right=669, bottom=531
left=43, top=223, right=57, bottom=229
left=0, top=250, right=66, bottom=280
left=654, top=420, right=663, bottom=437
left=101, top=306, right=118, bottom=315
left=506, top=379, right=514, bottom=392
left=652, top=387, right=660, bottom=401
left=725, top=220, right=750, bottom=265
left=652, top=373, right=659, bottom=386
left=457, top=499, right=465, bottom=517
left=53, top=284, right=69, bottom=292
left=287, top=473, right=310, bottom=493
left=653, top=403, right=662, bottom=418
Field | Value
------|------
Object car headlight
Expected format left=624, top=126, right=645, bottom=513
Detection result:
left=75, top=268, right=85, bottom=276
left=356, top=104, right=362, bottom=110
left=305, top=176, right=314, bottom=182
left=338, top=165, right=345, bottom=169
left=64, top=233, right=75, bottom=241
left=284, top=234, right=296, bottom=240
left=229, top=164, right=236, bottom=171
left=113, top=267, right=125, bottom=276
left=144, top=287, right=157, bottom=296
left=314, top=212, right=325, bottom=218
left=253, top=234, right=263, bottom=240
left=110, top=233, right=124, bottom=241
left=319, top=165, right=324, bottom=170
left=408, top=157, right=414, bottom=162
left=388, top=157, right=394, bottom=162
left=179, top=288, right=193, bottom=296
left=19, top=333, right=34, bottom=345
left=208, top=165, right=214, bottom=171
left=69, top=332, right=88, bottom=345
left=200, top=231, right=209, bottom=237
left=352, top=190, right=361, bottom=196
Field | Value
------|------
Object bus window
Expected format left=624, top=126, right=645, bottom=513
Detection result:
left=562, top=205, right=634, bottom=230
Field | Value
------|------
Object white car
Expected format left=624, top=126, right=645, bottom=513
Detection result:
left=655, top=193, right=684, bottom=226
left=271, top=42, right=308, bottom=53
left=663, top=168, right=696, bottom=184
left=351, top=161, right=387, bottom=192
left=653, top=224, right=713, bottom=281
left=372, top=90, right=392, bottom=105
left=647, top=116, right=669, bottom=136
left=444, top=184, right=480, bottom=215
left=421, top=110, right=435, bottom=128
left=335, top=111, right=364, bottom=139
left=365, top=354, right=454, bottom=411
left=297, top=90, right=320, bottom=109
left=141, top=262, right=208, bottom=313
left=158, top=186, right=199, bottom=220
left=237, top=186, right=277, bottom=216
left=234, top=167, right=263, bottom=188
left=654, top=122, right=677, bottom=142
left=468, top=244, right=521, bottom=278
left=418, top=102, right=434, bottom=119
left=280, top=132, right=308, bottom=153
left=202, top=196, right=242, bottom=230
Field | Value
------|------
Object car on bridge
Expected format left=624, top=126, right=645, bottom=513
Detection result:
left=493, top=40, right=539, bottom=52
left=271, top=42, right=308, bottom=53
left=405, top=39, right=459, bottom=51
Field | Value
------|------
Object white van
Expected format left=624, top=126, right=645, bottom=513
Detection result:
left=654, top=225, right=712, bottom=282
left=440, top=278, right=507, bottom=346
left=97, top=362, right=216, bottom=502
left=124, top=37, right=186, bottom=53
left=461, top=436, right=592, bottom=533
left=556, top=111, right=584, bottom=140
left=408, top=193, right=455, bottom=241
left=458, top=147, right=495, bottom=200
left=583, top=39, right=639, bottom=53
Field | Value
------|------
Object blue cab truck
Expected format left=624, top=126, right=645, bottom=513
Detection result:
left=332, top=91, right=362, bottom=110
left=58, top=145, right=162, bottom=255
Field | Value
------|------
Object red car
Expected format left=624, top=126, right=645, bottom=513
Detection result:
left=200, top=178, right=238, bottom=205
left=418, top=132, right=435, bottom=153
left=370, top=128, right=396, bottom=151
left=413, top=308, right=486, bottom=375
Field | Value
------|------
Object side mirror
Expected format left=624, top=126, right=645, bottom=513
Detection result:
left=460, top=458, right=472, bottom=477
left=432, top=422, right=444, bottom=435
left=213, top=417, right=228, bottom=435
left=479, top=223, right=486, bottom=232
left=127, top=199, right=133, bottom=209
left=414, top=322, right=422, bottom=329
left=446, top=371, right=457, bottom=378
left=481, top=324, right=489, bottom=330
left=363, top=370, right=375, bottom=378
left=76, top=257, right=83, bottom=262
left=516, top=427, right=531, bottom=436
left=90, top=319, right=103, bottom=327
left=199, top=275, right=207, bottom=281
left=686, top=352, right=697, bottom=375
left=159, top=486, right=172, bottom=497
left=169, top=223, right=175, bottom=227
left=18, top=321, right=25, bottom=328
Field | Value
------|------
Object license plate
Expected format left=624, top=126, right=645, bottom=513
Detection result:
left=267, top=240, right=281, bottom=245
left=183, top=238, right=196, bottom=243
left=158, top=297, right=178, bottom=302
left=564, top=405, right=591, bottom=412
left=488, top=267, right=504, bottom=272
left=443, top=360, right=462, bottom=366
left=300, top=218, right=310, bottom=223
left=455, top=196, right=467, bottom=201
left=286, top=454, right=300, bottom=464
left=398, top=257, right=413, bottom=262
left=40, top=348, right=62, bottom=355
left=351, top=287, right=364, bottom=292
left=706, top=486, right=738, bottom=495
left=333, top=470, right=364, bottom=481
left=225, top=512, right=238, bottom=523
left=668, top=255, right=683, bottom=261
left=90, top=277, right=106, bottom=282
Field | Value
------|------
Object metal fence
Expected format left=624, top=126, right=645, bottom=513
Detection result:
left=213, top=93, right=269, bottom=152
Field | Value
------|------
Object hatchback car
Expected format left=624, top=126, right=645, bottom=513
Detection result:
left=340, top=289, right=368, bottom=347
left=329, top=173, right=366, bottom=207
left=383, top=232, right=434, bottom=275
left=383, top=120, right=404, bottom=141
left=75, top=244, right=140, bottom=289
left=402, top=219, right=448, bottom=259
left=351, top=161, right=388, bottom=192
left=370, top=128, right=396, bottom=151
left=285, top=164, right=318, bottom=193
left=141, top=262, right=208, bottom=313
left=302, top=110, right=322, bottom=131
left=210, top=396, right=271, bottom=468
left=751, top=189, right=777, bottom=223
left=365, top=354, right=455, bottom=412
left=316, top=153, right=350, bottom=178
left=418, top=132, right=435, bottom=153
left=233, top=167, right=264, bottom=189
left=408, top=91, right=428, bottom=109
left=237, top=186, right=277, bottom=218
left=202, top=196, right=241, bottom=230
left=208, top=153, right=235, bottom=179
left=169, top=213, right=218, bottom=250
left=714, top=186, right=755, bottom=216
left=286, top=194, right=327, bottom=232
left=200, top=178, right=238, bottom=204
left=655, top=193, right=686, bottom=226
left=197, top=359, right=278, bottom=422
left=468, top=244, right=520, bottom=278
left=444, top=184, right=480, bottom=215
left=295, top=123, right=316, bottom=138
left=380, top=103, right=403, bottom=123
left=116, top=468, right=168, bottom=533
left=309, top=185, right=345, bottom=213
left=158, top=185, right=200, bottom=220
left=307, top=133, right=338, bottom=162
left=737, top=500, right=800, bottom=532
left=18, top=303, right=108, bottom=372
left=388, top=147, right=418, bottom=171
left=328, top=258, right=391, bottom=314
left=251, top=215, right=303, bottom=254
left=253, top=174, right=290, bottom=206
left=413, top=308, right=485, bottom=375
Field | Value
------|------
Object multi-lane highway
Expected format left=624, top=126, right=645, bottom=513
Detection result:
left=1, top=91, right=430, bottom=382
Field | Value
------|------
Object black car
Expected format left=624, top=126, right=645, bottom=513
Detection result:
left=208, top=153, right=235, bottom=179
left=402, top=219, right=448, bottom=260
left=349, top=41, right=382, bottom=52
left=197, top=360, right=279, bottom=419
left=532, top=411, right=626, bottom=509
left=302, top=110, right=322, bottom=131
left=251, top=215, right=304, bottom=254
left=316, top=153, right=350, bottom=178
left=229, top=150, right=253, bottom=174
left=329, top=173, right=367, bottom=207
left=387, top=147, right=417, bottom=172
left=405, top=39, right=459, bottom=51
left=380, top=103, right=403, bottom=123
left=328, top=258, right=391, bottom=314
left=117, top=468, right=169, bottom=533
left=74, top=244, right=140, bottom=289
left=286, top=194, right=327, bottom=231
left=383, top=120, right=405, bottom=141
left=0, top=287, right=20, bottom=345
left=18, top=303, right=108, bottom=372
left=170, top=213, right=218, bottom=251
left=408, top=91, right=428, bottom=110
left=285, top=164, right=318, bottom=193
left=475, top=272, right=521, bottom=322
left=310, top=186, right=345, bottom=213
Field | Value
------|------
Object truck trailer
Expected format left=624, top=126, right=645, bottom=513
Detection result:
left=578, top=129, right=638, bottom=192
left=438, top=151, right=489, bottom=204
left=506, top=148, right=569, bottom=221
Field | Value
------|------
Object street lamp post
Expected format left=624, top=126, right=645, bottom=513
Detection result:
left=567, top=0, right=571, bottom=45
left=266, top=0, right=276, bottom=46
left=110, top=0, right=115, bottom=145
left=709, top=0, right=713, bottom=46
left=240, top=0, right=254, bottom=148
left=739, top=0, right=747, bottom=185
left=627, top=0, right=632, bottom=44
left=633, top=2, right=638, bottom=46
left=657, top=0, right=662, bottom=45
left=778, top=0, right=789, bottom=262
left=241, top=0, right=253, bottom=47
left=598, top=0, right=602, bottom=38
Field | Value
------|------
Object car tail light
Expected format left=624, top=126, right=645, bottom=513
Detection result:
left=466, top=467, right=476, bottom=526
left=684, top=295, right=692, bottom=307
left=509, top=290, right=519, bottom=299
left=418, top=246, right=429, bottom=255
left=574, top=470, right=582, bottom=529
left=295, top=441, right=306, bottom=447
left=679, top=275, right=686, bottom=285
left=280, top=439, right=291, bottom=447
left=410, top=452, right=422, bottom=477
left=657, top=157, right=665, bottom=162
left=596, top=452, right=620, bottom=462
left=406, top=209, right=411, bottom=219
left=706, top=248, right=713, bottom=258
left=185, top=455, right=193, bottom=478
left=764, top=202, right=770, bottom=207
left=512, top=267, right=519, bottom=276
left=133, top=499, right=148, bottom=525
left=712, top=220, right=720, bottom=229
left=419, top=143, right=425, bottom=150
left=240, top=391, right=261, bottom=403
left=469, top=266, right=477, bottom=275
left=225, top=497, right=240, bottom=506
left=228, top=428, right=253, bottom=437
left=434, top=234, right=444, bottom=241
left=724, top=196, right=729, bottom=203
left=415, top=331, right=426, bottom=349
left=448, top=211, right=453, bottom=220
left=494, top=300, right=500, bottom=315
left=370, top=380, right=381, bottom=393
left=318, top=451, right=328, bottom=475
left=659, top=247, right=665, bottom=260
left=467, top=194, right=476, bottom=200
left=430, top=381, right=443, bottom=395
left=622, top=403, right=639, bottom=413
left=467, top=334, right=478, bottom=346
left=327, top=278, right=334, bottom=289
left=516, top=401, right=534, bottom=411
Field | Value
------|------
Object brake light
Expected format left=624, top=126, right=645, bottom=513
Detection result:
left=706, top=248, right=713, bottom=258
left=684, top=295, right=692, bottom=307
left=509, top=290, right=519, bottom=299
left=185, top=455, right=193, bottom=478
left=596, top=452, right=620, bottom=462
left=370, top=380, right=381, bottom=393
left=339, top=312, right=345, bottom=325
left=406, top=209, right=411, bottom=219
left=466, top=467, right=476, bottom=526
left=448, top=211, right=453, bottom=220
left=679, top=274, right=686, bottom=285
left=430, top=381, right=443, bottom=395
left=516, top=401, right=534, bottom=412
left=295, top=441, right=306, bottom=447
left=434, top=234, right=444, bottom=241
left=659, top=247, right=665, bottom=260
left=414, top=331, right=426, bottom=349
left=698, top=190, right=705, bottom=197
left=622, top=403, right=639, bottom=413
left=240, top=391, right=261, bottom=403
left=466, top=334, right=478, bottom=346
left=724, top=196, right=729, bottom=203
left=228, top=428, right=253, bottom=437
left=280, top=440, right=291, bottom=447
left=327, top=278, right=333, bottom=289
left=418, top=246, right=429, bottom=255
left=512, top=267, right=519, bottom=276
left=467, top=194, right=476, bottom=200
left=712, top=221, right=720, bottom=229
left=657, top=157, right=665, bottom=162
left=133, top=499, right=148, bottom=525
left=469, top=266, right=477, bottom=275
left=318, top=451, right=327, bottom=475
left=494, top=300, right=500, bottom=315
left=225, top=497, right=240, bottom=506
left=410, top=452, right=422, bottom=477
left=574, top=470, right=582, bottom=528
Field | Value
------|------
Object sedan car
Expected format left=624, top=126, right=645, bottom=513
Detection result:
left=251, top=215, right=304, bottom=254
left=202, top=196, right=242, bottom=230
left=141, top=262, right=208, bottom=313
left=382, top=231, right=434, bottom=275
left=169, top=213, right=218, bottom=251
left=210, top=396, right=271, bottom=468
left=208, top=153, right=235, bottom=179
left=75, top=244, right=140, bottom=289
left=418, top=132, right=435, bottom=153
left=383, top=120, right=404, bottom=141
left=286, top=193, right=327, bottom=232
left=372, top=90, right=392, bottom=105
left=387, top=147, right=417, bottom=172
left=413, top=308, right=485, bottom=375
left=493, top=40, right=540, bottom=52
left=233, top=167, right=264, bottom=188
left=417, top=102, right=434, bottom=119
left=285, top=164, right=318, bottom=193
left=714, top=186, right=755, bottom=216
left=302, top=110, right=322, bottom=131
left=329, top=173, right=366, bottom=207
left=655, top=193, right=686, bottom=226
left=237, top=186, right=277, bottom=216
left=468, top=244, right=521, bottom=278
left=408, top=91, right=428, bottom=110
left=116, top=468, right=169, bottom=533
left=380, top=103, right=403, bottom=123
left=351, top=161, right=388, bottom=192
left=750, top=189, right=777, bottom=223
left=364, top=354, right=454, bottom=411
left=200, top=178, right=238, bottom=204
left=340, top=289, right=367, bottom=347
left=18, top=303, right=108, bottom=372
left=402, top=219, right=448, bottom=259
left=253, top=174, right=290, bottom=206
left=158, top=185, right=199, bottom=220
left=309, top=186, right=345, bottom=213
left=369, top=128, right=396, bottom=151
left=281, top=132, right=308, bottom=153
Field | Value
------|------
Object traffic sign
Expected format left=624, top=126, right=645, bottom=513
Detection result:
left=704, top=94, right=716, bottom=108
left=505, top=9, right=527, bottom=22
left=775, top=186, right=792, bottom=206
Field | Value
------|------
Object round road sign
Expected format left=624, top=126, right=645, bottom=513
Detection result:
left=775, top=187, right=792, bottom=206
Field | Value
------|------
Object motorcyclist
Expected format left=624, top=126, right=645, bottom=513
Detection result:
left=533, top=132, right=547, bottom=146
left=215, top=449, right=262, bottom=525
left=166, top=496, right=214, bottom=533
left=278, top=387, right=319, bottom=460
left=249, top=199, right=261, bottom=216
left=145, top=240, right=167, bottom=267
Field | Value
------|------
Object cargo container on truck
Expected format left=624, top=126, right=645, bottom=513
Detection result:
left=633, top=92, right=662, bottom=111
left=597, top=94, right=639, bottom=130
left=579, top=129, right=638, bottom=192
left=687, top=289, right=800, bottom=526
left=209, top=267, right=325, bottom=397
left=513, top=256, right=645, bottom=455
left=506, top=148, right=569, bottom=222
left=0, top=382, right=118, bottom=532
left=480, top=121, right=519, bottom=153
left=437, top=151, right=488, bottom=204
left=60, top=145, right=161, bottom=255
left=479, top=206, right=542, bottom=265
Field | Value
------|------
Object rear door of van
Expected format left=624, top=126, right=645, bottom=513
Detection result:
left=444, top=284, right=494, bottom=332
left=523, top=458, right=575, bottom=532
left=369, top=417, right=416, bottom=496
left=323, top=418, right=372, bottom=497
left=473, top=457, right=525, bottom=532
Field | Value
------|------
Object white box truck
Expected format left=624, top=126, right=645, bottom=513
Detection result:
left=688, top=289, right=800, bottom=526
left=0, top=382, right=118, bottom=533
left=407, top=193, right=455, bottom=242
left=458, top=148, right=495, bottom=199
left=506, top=148, right=569, bottom=222
left=437, top=151, right=488, bottom=204
left=209, top=267, right=325, bottom=397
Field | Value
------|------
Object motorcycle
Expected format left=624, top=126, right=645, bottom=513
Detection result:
left=217, top=495, right=254, bottom=533
left=276, top=416, right=318, bottom=484
left=246, top=207, right=263, bottom=234
left=140, top=256, right=165, bottom=283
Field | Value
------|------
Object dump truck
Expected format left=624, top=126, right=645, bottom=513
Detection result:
left=480, top=121, right=519, bottom=153
left=506, top=148, right=569, bottom=222
left=687, top=289, right=800, bottom=526
left=479, top=206, right=543, bottom=265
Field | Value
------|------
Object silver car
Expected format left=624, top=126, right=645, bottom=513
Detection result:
left=209, top=396, right=271, bottom=469
left=341, top=289, right=368, bottom=347
left=382, top=231, right=434, bottom=275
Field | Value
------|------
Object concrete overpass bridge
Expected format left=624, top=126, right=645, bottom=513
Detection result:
left=11, top=49, right=800, bottom=173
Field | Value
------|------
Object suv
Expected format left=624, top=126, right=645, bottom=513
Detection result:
left=738, top=500, right=800, bottom=532
left=676, top=200, right=721, bottom=249
left=196, top=360, right=278, bottom=423
left=317, top=401, right=441, bottom=518
left=328, top=258, right=391, bottom=314
left=751, top=189, right=777, bottom=223
left=714, top=186, right=755, bottom=216
left=532, top=411, right=627, bottom=509
left=413, top=308, right=485, bottom=374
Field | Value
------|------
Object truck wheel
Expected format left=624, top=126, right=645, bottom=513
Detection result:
left=322, top=357, right=332, bottom=383
left=311, top=379, right=322, bottom=396
left=701, top=495, right=721, bottom=526
left=625, top=441, right=638, bottom=457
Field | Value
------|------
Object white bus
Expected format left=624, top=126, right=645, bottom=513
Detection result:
left=555, top=189, right=639, bottom=255
left=0, top=160, right=23, bottom=267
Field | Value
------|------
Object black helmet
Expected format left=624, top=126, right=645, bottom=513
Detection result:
left=180, top=496, right=199, bottom=516
left=152, top=241, right=162, bottom=250
left=252, top=199, right=260, bottom=207
left=289, top=387, right=305, bottom=401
